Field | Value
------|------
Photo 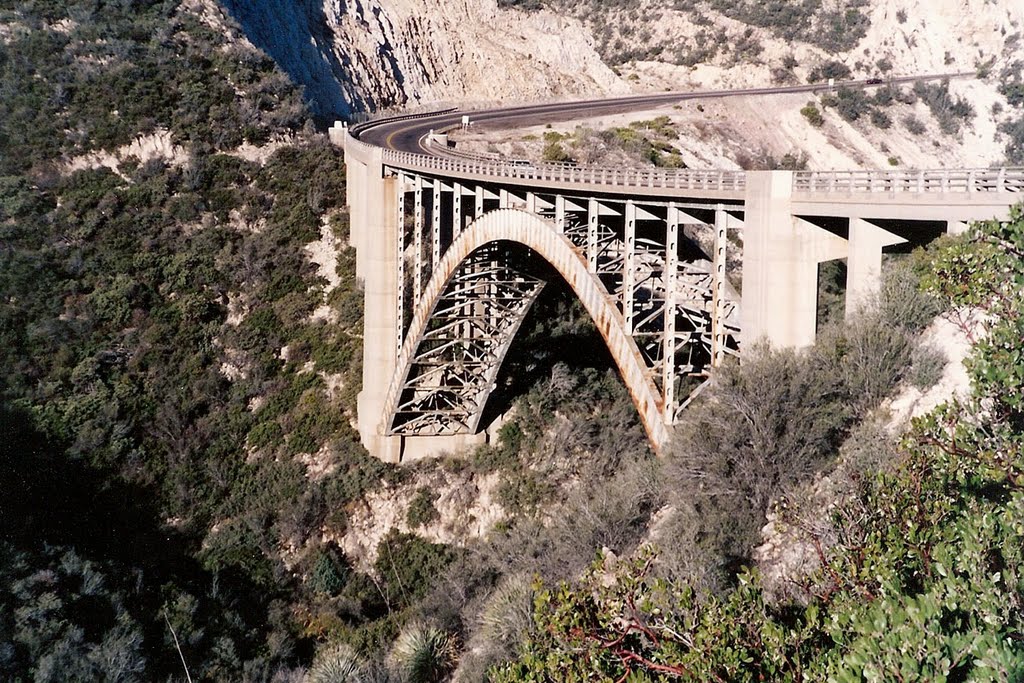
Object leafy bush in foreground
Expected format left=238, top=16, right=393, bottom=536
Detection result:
left=493, top=206, right=1024, bottom=680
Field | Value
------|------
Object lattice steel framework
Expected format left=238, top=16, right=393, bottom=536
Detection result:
left=389, top=244, right=545, bottom=435
left=386, top=171, right=741, bottom=437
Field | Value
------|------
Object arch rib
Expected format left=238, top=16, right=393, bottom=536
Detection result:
left=382, top=208, right=671, bottom=454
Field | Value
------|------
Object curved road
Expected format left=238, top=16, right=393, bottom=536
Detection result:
left=356, top=73, right=969, bottom=156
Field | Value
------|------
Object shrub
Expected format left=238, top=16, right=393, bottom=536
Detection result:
left=870, top=108, right=892, bottom=129
left=808, top=59, right=852, bottom=83
left=913, top=79, right=975, bottom=134
left=835, top=87, right=871, bottom=122
left=374, top=530, right=455, bottom=609
left=390, top=622, right=458, bottom=683
left=909, top=343, right=946, bottom=389
left=308, top=643, right=366, bottom=683
left=308, top=545, right=351, bottom=596
left=406, top=487, right=440, bottom=528
left=903, top=114, right=927, bottom=135
left=801, top=103, right=824, bottom=127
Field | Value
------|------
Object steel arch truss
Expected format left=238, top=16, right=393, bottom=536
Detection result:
left=388, top=244, right=545, bottom=436
left=385, top=171, right=743, bottom=446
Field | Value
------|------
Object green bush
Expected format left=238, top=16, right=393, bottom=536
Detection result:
left=374, top=530, right=456, bottom=609
left=308, top=545, right=351, bottom=596
left=800, top=102, right=824, bottom=127
left=406, top=487, right=440, bottom=528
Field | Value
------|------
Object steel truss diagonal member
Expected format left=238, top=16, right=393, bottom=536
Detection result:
left=388, top=244, right=545, bottom=436
left=382, top=208, right=672, bottom=453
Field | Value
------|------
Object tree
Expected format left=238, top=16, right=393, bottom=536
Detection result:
left=493, top=204, right=1024, bottom=680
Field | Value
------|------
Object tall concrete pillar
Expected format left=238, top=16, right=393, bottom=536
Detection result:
left=342, top=141, right=404, bottom=462
left=742, top=172, right=847, bottom=349
left=845, top=218, right=906, bottom=318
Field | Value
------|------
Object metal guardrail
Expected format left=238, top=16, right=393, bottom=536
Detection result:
left=349, top=107, right=458, bottom=136
left=347, top=112, right=1023, bottom=197
left=382, top=147, right=747, bottom=192
left=793, top=168, right=1024, bottom=194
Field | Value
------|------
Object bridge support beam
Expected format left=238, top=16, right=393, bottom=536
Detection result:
left=742, top=172, right=831, bottom=349
left=344, top=143, right=404, bottom=462
left=845, top=218, right=907, bottom=318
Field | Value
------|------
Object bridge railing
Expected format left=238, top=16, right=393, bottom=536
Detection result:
left=381, top=146, right=747, bottom=192
left=794, top=168, right=1024, bottom=194
left=349, top=107, right=459, bottom=136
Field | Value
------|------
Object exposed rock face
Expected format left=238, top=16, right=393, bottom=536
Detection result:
left=219, top=0, right=626, bottom=119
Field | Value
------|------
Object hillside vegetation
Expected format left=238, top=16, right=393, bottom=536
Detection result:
left=492, top=209, right=1024, bottom=680
left=4, top=0, right=1024, bottom=681
left=1, top=1, right=381, bottom=678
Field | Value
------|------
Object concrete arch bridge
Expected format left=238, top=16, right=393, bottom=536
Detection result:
left=333, top=93, right=1023, bottom=463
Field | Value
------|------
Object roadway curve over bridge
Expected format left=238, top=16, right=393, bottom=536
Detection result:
left=356, top=74, right=966, bottom=155
left=335, top=80, right=1024, bottom=463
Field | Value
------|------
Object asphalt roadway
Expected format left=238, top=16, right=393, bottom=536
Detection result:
left=356, top=73, right=970, bottom=156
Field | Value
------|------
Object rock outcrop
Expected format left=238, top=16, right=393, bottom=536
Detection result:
left=219, top=0, right=626, bottom=119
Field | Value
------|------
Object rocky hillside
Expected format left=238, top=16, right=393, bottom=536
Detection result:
left=217, top=0, right=625, bottom=120
left=220, top=0, right=1023, bottom=163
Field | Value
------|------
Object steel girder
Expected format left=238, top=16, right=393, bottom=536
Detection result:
left=388, top=171, right=741, bottom=437
left=388, top=244, right=545, bottom=436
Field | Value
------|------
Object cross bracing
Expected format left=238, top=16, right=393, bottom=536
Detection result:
left=385, top=171, right=742, bottom=441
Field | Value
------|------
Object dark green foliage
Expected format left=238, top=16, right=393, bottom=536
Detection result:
left=308, top=546, right=352, bottom=596
left=406, top=487, right=441, bottom=528
left=374, top=530, right=457, bottom=610
left=834, top=86, right=871, bottom=121
left=0, top=1, right=385, bottom=679
left=870, top=108, right=892, bottom=128
left=808, top=59, right=853, bottom=83
left=492, top=207, right=1024, bottom=682
left=913, top=79, right=975, bottom=134
left=800, top=102, right=824, bottom=126
left=1001, top=115, right=1024, bottom=165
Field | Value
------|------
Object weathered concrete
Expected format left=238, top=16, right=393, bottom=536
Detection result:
left=345, top=138, right=403, bottom=462
left=740, top=172, right=845, bottom=349
left=845, top=218, right=907, bottom=318
left=340, top=122, right=1024, bottom=462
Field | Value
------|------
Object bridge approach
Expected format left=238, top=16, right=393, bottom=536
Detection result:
left=334, top=88, right=1023, bottom=463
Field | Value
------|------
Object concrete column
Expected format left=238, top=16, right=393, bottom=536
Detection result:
left=711, top=206, right=728, bottom=366
left=845, top=218, right=906, bottom=318
left=432, top=180, right=442, bottom=268
left=554, top=194, right=566, bottom=233
left=452, top=182, right=463, bottom=237
left=346, top=144, right=403, bottom=462
left=742, top=171, right=841, bottom=349
left=946, top=220, right=969, bottom=235
left=474, top=185, right=484, bottom=221
left=413, top=176, right=424, bottom=302
left=587, top=198, right=599, bottom=272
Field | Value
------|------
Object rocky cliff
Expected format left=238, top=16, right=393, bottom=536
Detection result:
left=219, top=0, right=626, bottom=120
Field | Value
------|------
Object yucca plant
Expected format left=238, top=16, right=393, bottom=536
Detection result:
left=308, top=643, right=366, bottom=683
left=390, top=621, right=458, bottom=683
left=479, top=574, right=534, bottom=652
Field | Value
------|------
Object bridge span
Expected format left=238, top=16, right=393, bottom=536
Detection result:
left=333, top=91, right=1023, bottom=463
